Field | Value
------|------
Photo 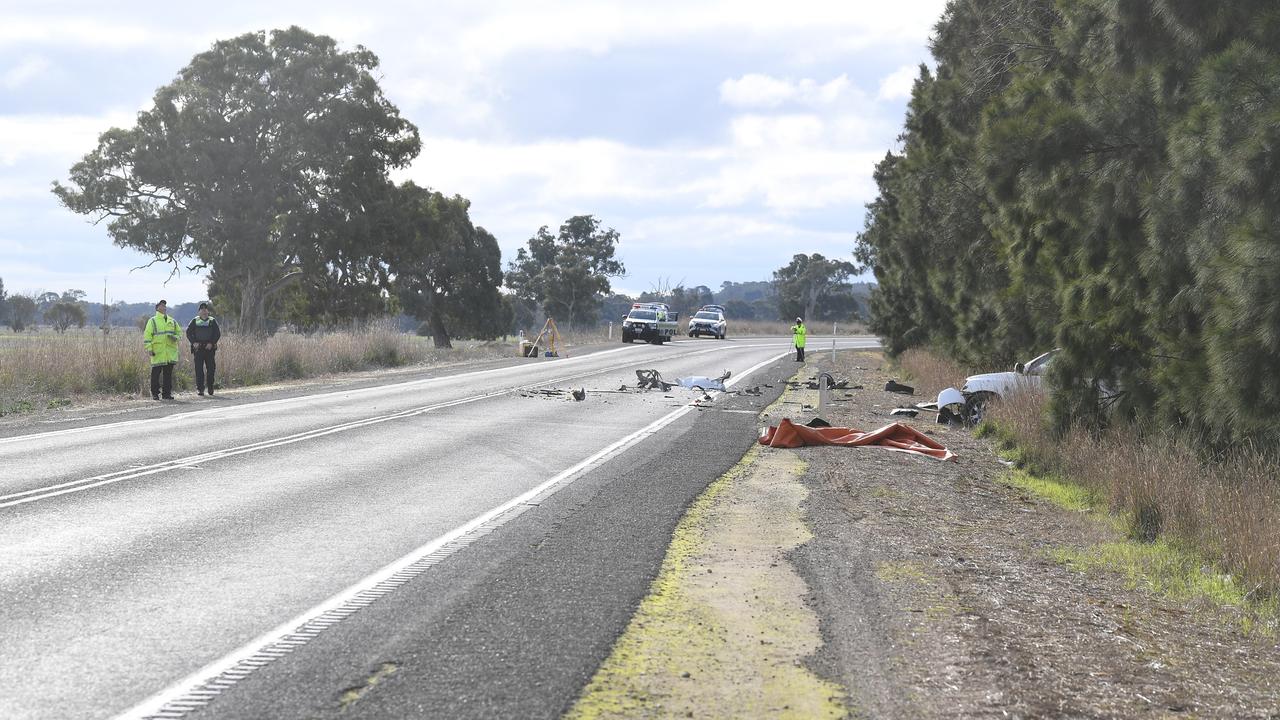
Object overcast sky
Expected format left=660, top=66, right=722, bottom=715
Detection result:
left=0, top=0, right=946, bottom=303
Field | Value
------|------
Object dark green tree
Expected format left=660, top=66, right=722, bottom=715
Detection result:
left=505, top=215, right=625, bottom=329
left=771, top=253, right=861, bottom=322
left=0, top=277, right=8, bottom=326
left=390, top=183, right=508, bottom=348
left=53, top=26, right=420, bottom=335
left=6, top=295, right=36, bottom=332
left=44, top=302, right=87, bottom=333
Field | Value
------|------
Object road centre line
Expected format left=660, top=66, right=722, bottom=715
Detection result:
left=112, top=349, right=792, bottom=720
left=0, top=343, right=811, bottom=509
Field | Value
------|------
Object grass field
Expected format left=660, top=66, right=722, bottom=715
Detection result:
left=0, top=325, right=512, bottom=415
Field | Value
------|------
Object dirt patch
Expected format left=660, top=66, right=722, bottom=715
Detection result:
left=792, top=351, right=1280, bottom=718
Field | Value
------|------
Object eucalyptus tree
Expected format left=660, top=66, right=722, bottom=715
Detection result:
left=54, top=26, right=420, bottom=334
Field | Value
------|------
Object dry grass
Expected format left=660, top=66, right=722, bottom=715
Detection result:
left=896, top=348, right=970, bottom=396
left=984, top=388, right=1280, bottom=601
left=0, top=324, right=514, bottom=415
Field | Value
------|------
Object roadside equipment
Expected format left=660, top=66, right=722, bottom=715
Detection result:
left=524, top=318, right=565, bottom=358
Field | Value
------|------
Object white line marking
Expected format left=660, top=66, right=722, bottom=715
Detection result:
left=1, top=342, right=873, bottom=509
left=112, top=350, right=791, bottom=720
left=0, top=358, right=664, bottom=509
left=0, top=338, right=876, bottom=446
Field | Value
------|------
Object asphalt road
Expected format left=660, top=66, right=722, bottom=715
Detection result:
left=0, top=335, right=879, bottom=720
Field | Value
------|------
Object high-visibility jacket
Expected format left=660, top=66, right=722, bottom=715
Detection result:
left=144, top=312, right=181, bottom=366
left=792, top=323, right=807, bottom=348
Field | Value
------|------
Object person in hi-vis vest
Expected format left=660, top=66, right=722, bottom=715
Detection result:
left=144, top=299, right=181, bottom=400
left=791, top=317, right=807, bottom=362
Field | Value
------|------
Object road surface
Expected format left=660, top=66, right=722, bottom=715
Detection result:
left=0, top=335, right=879, bottom=720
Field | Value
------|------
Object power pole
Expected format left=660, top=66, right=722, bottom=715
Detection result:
left=102, top=277, right=110, bottom=335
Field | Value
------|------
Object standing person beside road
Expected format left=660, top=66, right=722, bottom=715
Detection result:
left=144, top=299, right=181, bottom=400
left=791, top=317, right=807, bottom=362
left=186, top=302, right=221, bottom=396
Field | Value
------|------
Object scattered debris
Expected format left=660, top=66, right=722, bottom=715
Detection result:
left=636, top=369, right=675, bottom=391
left=805, top=417, right=833, bottom=428
left=935, top=387, right=967, bottom=426
left=884, top=379, right=915, bottom=395
left=890, top=408, right=920, bottom=418
left=572, top=388, right=586, bottom=402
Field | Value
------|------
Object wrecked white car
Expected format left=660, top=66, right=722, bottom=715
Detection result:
left=929, top=349, right=1057, bottom=425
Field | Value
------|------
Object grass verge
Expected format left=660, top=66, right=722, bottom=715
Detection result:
left=983, top=422, right=1274, bottom=630
left=0, top=324, right=516, bottom=415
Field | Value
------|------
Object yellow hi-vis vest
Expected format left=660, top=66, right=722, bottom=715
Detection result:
left=792, top=323, right=807, bottom=348
left=144, top=312, right=181, bottom=365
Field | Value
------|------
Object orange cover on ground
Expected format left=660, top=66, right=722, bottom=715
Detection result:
left=758, top=418, right=957, bottom=462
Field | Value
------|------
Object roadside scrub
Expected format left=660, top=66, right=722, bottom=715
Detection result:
left=0, top=325, right=511, bottom=415
left=979, top=389, right=1280, bottom=633
left=892, top=346, right=1280, bottom=627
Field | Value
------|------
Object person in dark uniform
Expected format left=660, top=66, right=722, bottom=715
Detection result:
left=185, top=302, right=222, bottom=396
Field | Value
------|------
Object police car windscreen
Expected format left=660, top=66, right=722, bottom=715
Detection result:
left=629, top=310, right=657, bottom=320
left=694, top=312, right=719, bottom=320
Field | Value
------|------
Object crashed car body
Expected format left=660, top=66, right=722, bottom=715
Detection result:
left=938, top=349, right=1057, bottom=424
left=962, top=349, right=1056, bottom=399
left=687, top=310, right=727, bottom=339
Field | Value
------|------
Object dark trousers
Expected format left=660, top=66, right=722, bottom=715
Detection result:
left=150, top=363, right=174, bottom=398
left=194, top=348, right=217, bottom=393
left=795, top=345, right=805, bottom=362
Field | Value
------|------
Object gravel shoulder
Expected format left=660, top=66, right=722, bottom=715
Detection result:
left=571, top=349, right=1280, bottom=719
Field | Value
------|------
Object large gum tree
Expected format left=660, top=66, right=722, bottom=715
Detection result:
left=53, top=26, right=420, bottom=334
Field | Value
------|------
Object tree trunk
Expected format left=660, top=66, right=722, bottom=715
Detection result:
left=238, top=269, right=266, bottom=336
left=805, top=283, right=820, bottom=323
left=237, top=267, right=302, bottom=336
left=429, top=307, right=452, bottom=349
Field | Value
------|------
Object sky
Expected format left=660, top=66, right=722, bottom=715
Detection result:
left=0, top=0, right=947, bottom=304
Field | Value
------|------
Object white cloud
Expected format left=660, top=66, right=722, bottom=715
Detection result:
left=719, top=74, right=852, bottom=109
left=0, top=17, right=158, bottom=50
left=0, top=112, right=136, bottom=166
left=2, top=56, right=51, bottom=89
left=878, top=64, right=921, bottom=101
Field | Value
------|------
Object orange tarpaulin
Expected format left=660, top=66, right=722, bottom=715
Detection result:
left=758, top=419, right=958, bottom=462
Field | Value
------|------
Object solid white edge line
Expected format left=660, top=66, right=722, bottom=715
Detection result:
left=112, top=349, right=793, bottom=720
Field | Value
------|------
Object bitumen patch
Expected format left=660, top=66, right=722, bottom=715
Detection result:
left=182, top=361, right=795, bottom=720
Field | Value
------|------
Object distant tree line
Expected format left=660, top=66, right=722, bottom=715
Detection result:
left=0, top=280, right=91, bottom=333
left=857, top=0, right=1280, bottom=447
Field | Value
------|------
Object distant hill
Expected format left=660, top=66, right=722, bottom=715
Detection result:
left=85, top=301, right=206, bottom=328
